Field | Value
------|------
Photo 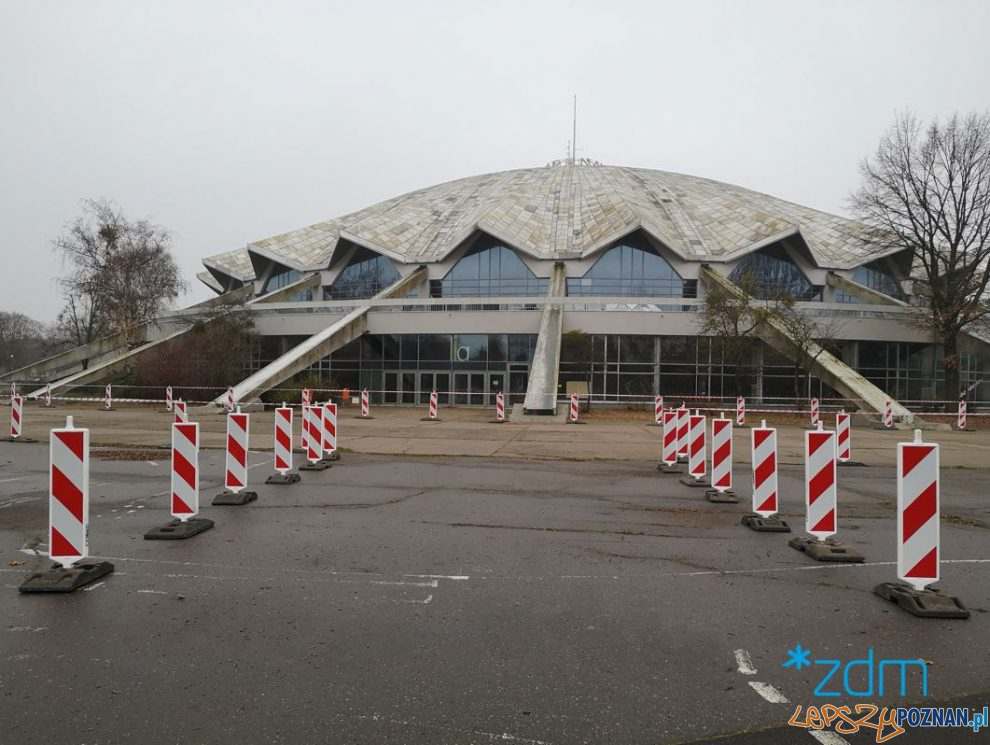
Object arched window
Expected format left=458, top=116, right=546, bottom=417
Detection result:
left=438, top=236, right=547, bottom=297
left=567, top=234, right=688, bottom=297
left=326, top=248, right=400, bottom=300
left=728, top=245, right=819, bottom=300
left=263, top=264, right=300, bottom=293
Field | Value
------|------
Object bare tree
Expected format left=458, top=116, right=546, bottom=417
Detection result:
left=53, top=199, right=186, bottom=346
left=699, top=272, right=780, bottom=396
left=0, top=311, right=48, bottom=372
left=772, top=298, right=843, bottom=401
left=851, top=111, right=990, bottom=404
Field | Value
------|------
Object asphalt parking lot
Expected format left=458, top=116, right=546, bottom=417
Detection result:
left=1, top=440, right=988, bottom=744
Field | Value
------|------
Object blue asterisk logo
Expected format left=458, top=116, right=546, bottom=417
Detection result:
left=782, top=644, right=812, bottom=671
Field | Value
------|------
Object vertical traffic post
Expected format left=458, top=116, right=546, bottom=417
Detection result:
left=653, top=396, right=664, bottom=426
left=883, top=399, right=893, bottom=429
left=810, top=397, right=819, bottom=428
left=742, top=420, right=790, bottom=531
left=44, top=384, right=52, bottom=408
left=680, top=411, right=709, bottom=487
left=226, top=386, right=235, bottom=413
left=357, top=388, right=374, bottom=419
left=957, top=399, right=967, bottom=431
left=494, top=391, right=506, bottom=423
left=422, top=391, right=442, bottom=422
left=675, top=404, right=689, bottom=462
left=789, top=423, right=863, bottom=561
left=266, top=404, right=300, bottom=484
left=9, top=394, right=22, bottom=439
left=321, top=402, right=340, bottom=462
left=299, top=403, right=329, bottom=471
left=145, top=420, right=214, bottom=539
left=836, top=410, right=853, bottom=464
left=736, top=396, right=746, bottom=427
left=19, top=416, right=115, bottom=592
left=165, top=385, right=173, bottom=412
left=658, top=409, right=680, bottom=473
left=214, top=408, right=258, bottom=505
left=873, top=430, right=968, bottom=618
left=102, top=383, right=113, bottom=411
left=567, top=393, right=579, bottom=423
left=173, top=400, right=188, bottom=424
left=706, top=413, right=736, bottom=502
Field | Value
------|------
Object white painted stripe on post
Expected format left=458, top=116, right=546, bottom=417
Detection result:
left=274, top=406, right=292, bottom=474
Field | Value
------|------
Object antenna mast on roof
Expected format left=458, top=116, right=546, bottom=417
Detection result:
left=572, top=94, right=577, bottom=165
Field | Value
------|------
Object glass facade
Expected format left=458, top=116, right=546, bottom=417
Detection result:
left=835, top=261, right=903, bottom=303
left=263, top=265, right=301, bottom=293
left=437, top=236, right=547, bottom=297
left=728, top=245, right=821, bottom=300
left=325, top=248, right=400, bottom=300
left=567, top=233, right=692, bottom=297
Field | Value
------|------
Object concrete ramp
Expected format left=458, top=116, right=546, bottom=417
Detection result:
left=26, top=328, right=191, bottom=399
left=700, top=266, right=912, bottom=418
left=216, top=267, right=426, bottom=405
left=3, top=286, right=253, bottom=387
left=523, top=263, right=566, bottom=413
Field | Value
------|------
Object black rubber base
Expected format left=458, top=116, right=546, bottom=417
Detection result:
left=679, top=475, right=711, bottom=488
left=873, top=425, right=896, bottom=430
left=873, top=582, right=970, bottom=619
left=18, top=559, right=115, bottom=593
left=838, top=461, right=867, bottom=467
left=320, top=451, right=341, bottom=463
left=565, top=420, right=587, bottom=425
left=212, top=490, right=258, bottom=506
left=789, top=535, right=864, bottom=562
left=2, top=436, right=37, bottom=443
left=299, top=461, right=330, bottom=471
left=98, top=408, right=115, bottom=412
left=741, top=514, right=791, bottom=532
left=705, top=488, right=738, bottom=503
left=657, top=463, right=682, bottom=473
left=420, top=417, right=443, bottom=422
left=353, top=415, right=375, bottom=420
left=144, top=517, right=214, bottom=540
left=265, top=473, right=301, bottom=485
left=954, top=428, right=973, bottom=433
left=489, top=419, right=507, bottom=424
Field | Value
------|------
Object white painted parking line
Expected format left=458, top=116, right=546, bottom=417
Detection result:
left=137, top=589, right=169, bottom=595
left=1, top=496, right=40, bottom=509
left=0, top=476, right=27, bottom=484
left=809, top=730, right=851, bottom=744
left=371, top=579, right=438, bottom=588
left=356, top=714, right=552, bottom=744
left=82, top=581, right=106, bottom=592
left=734, top=649, right=756, bottom=675
left=747, top=681, right=789, bottom=704
left=406, top=573, right=469, bottom=580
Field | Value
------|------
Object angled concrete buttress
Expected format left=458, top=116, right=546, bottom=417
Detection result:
left=699, top=265, right=912, bottom=418
left=10, top=286, right=254, bottom=397
left=216, top=267, right=427, bottom=405
left=523, top=263, right=567, bottom=414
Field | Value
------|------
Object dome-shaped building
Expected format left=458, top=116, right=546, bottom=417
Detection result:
left=200, top=161, right=983, bottom=413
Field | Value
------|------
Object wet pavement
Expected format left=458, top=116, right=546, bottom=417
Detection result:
left=1, top=441, right=988, bottom=744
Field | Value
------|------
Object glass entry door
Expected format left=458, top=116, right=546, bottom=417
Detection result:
left=452, top=373, right=487, bottom=406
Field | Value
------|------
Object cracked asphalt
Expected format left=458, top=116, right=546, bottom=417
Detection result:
left=1, top=438, right=988, bottom=744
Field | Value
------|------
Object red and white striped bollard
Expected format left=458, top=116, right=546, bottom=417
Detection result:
left=103, top=383, right=113, bottom=410
left=568, top=393, right=578, bottom=423
left=835, top=410, right=851, bottom=462
left=173, top=400, right=188, bottom=424
left=429, top=391, right=439, bottom=420
left=883, top=399, right=893, bottom=428
left=226, top=386, right=235, bottom=413
left=654, top=396, right=664, bottom=425
left=810, top=397, right=819, bottom=428
left=322, top=402, right=339, bottom=460
left=686, top=411, right=707, bottom=484
left=165, top=385, right=173, bottom=412
left=805, top=424, right=837, bottom=540
left=675, top=404, right=689, bottom=461
left=171, top=421, right=200, bottom=521
left=305, top=404, right=323, bottom=463
left=957, top=399, right=967, bottom=431
left=736, top=396, right=745, bottom=426
left=898, top=430, right=939, bottom=590
left=10, top=394, right=22, bottom=439
left=751, top=420, right=778, bottom=517
left=709, top=413, right=732, bottom=495
left=660, top=409, right=678, bottom=469
left=274, top=405, right=293, bottom=475
left=495, top=391, right=506, bottom=422
left=361, top=388, right=370, bottom=418
left=214, top=409, right=257, bottom=504
left=49, top=416, right=89, bottom=564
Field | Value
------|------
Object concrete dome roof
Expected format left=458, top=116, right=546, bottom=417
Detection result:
left=204, top=162, right=884, bottom=285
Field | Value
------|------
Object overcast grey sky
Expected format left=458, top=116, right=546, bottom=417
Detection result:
left=2, top=0, right=988, bottom=322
